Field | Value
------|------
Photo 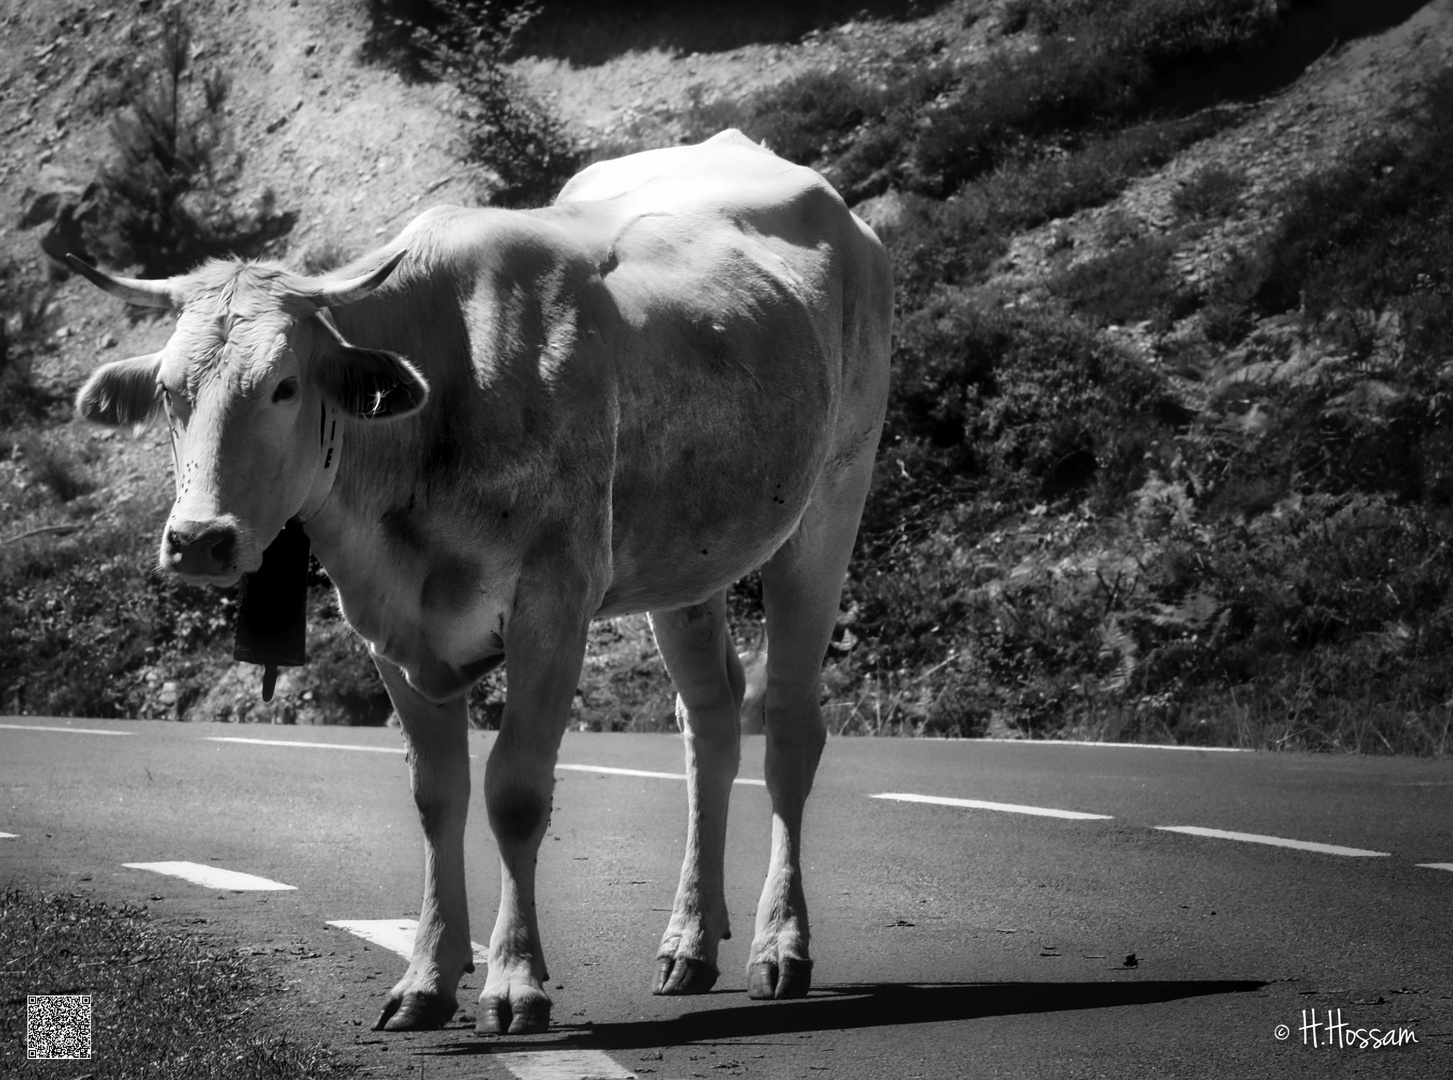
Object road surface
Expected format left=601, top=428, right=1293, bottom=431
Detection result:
left=2, top=718, right=1450, bottom=1078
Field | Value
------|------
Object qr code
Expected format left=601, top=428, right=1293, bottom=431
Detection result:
left=27, top=994, right=92, bottom=1060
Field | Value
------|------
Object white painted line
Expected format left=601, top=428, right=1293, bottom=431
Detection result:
left=556, top=762, right=767, bottom=787
left=1155, top=826, right=1390, bottom=857
left=872, top=792, right=1113, bottom=820
left=558, top=763, right=684, bottom=781
left=0, top=723, right=131, bottom=736
left=123, top=861, right=298, bottom=890
left=1416, top=863, right=1453, bottom=872
left=0, top=832, right=16, bottom=839
left=968, top=737, right=1250, bottom=752
left=502, top=1049, right=637, bottom=1080
left=327, top=918, right=489, bottom=967
left=207, top=736, right=405, bottom=754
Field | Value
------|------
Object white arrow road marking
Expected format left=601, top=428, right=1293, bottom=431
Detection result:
left=1416, top=862, right=1453, bottom=872
left=0, top=723, right=131, bottom=736
left=500, top=1049, right=637, bottom=1080
left=330, top=921, right=637, bottom=1078
left=1155, top=826, right=1390, bottom=857
left=326, top=918, right=489, bottom=967
left=207, top=736, right=406, bottom=754
left=872, top=792, right=1113, bottom=820
left=556, top=762, right=767, bottom=787
left=123, top=861, right=297, bottom=890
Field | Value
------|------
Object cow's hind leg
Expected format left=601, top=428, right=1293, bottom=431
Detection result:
left=649, top=591, right=742, bottom=994
left=749, top=450, right=876, bottom=999
left=372, top=659, right=474, bottom=1031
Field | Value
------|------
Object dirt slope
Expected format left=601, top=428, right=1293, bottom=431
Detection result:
left=2, top=0, right=1451, bottom=726
left=995, top=0, right=1453, bottom=306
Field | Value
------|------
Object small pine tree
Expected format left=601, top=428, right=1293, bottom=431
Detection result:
left=411, top=0, right=581, bottom=207
left=87, top=9, right=240, bottom=276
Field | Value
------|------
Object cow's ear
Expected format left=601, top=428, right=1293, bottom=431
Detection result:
left=315, top=342, right=429, bottom=420
left=76, top=352, right=164, bottom=427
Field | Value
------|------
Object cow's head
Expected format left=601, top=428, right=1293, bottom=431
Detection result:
left=71, top=252, right=429, bottom=585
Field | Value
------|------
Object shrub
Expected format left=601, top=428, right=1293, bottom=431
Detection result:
left=18, top=434, right=95, bottom=503
left=986, top=115, right=1229, bottom=229
left=885, top=114, right=1233, bottom=310
left=679, top=56, right=953, bottom=203
left=0, top=262, right=59, bottom=425
left=1048, top=234, right=1189, bottom=327
left=1171, top=162, right=1247, bottom=220
left=86, top=9, right=294, bottom=276
left=402, top=0, right=581, bottom=207
left=1188, top=68, right=1453, bottom=504
left=912, top=0, right=1281, bottom=195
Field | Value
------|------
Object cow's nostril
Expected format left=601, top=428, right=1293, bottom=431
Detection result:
left=207, top=528, right=235, bottom=567
left=166, top=520, right=239, bottom=574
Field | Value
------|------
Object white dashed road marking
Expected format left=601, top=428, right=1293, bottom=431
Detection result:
left=968, top=737, right=1250, bottom=752
left=207, top=736, right=406, bottom=754
left=501, top=1049, right=637, bottom=1080
left=872, top=792, right=1114, bottom=820
left=0, top=723, right=131, bottom=736
left=0, top=832, right=16, bottom=839
left=122, top=861, right=298, bottom=890
left=326, top=918, right=488, bottom=966
left=557, top=762, right=767, bottom=787
left=1155, top=826, right=1391, bottom=857
left=1416, top=862, right=1453, bottom=872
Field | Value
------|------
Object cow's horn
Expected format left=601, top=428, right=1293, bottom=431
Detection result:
left=308, top=249, right=408, bottom=309
left=65, top=254, right=176, bottom=309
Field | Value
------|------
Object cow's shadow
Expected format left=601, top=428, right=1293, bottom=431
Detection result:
left=428, top=979, right=1265, bottom=1055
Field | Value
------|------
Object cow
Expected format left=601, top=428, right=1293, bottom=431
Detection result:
left=71, top=129, right=893, bottom=1034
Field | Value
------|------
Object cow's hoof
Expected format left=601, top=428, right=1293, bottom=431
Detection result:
left=747, top=957, right=812, bottom=999
left=475, top=988, right=552, bottom=1034
left=653, top=956, right=720, bottom=995
left=372, top=989, right=458, bottom=1031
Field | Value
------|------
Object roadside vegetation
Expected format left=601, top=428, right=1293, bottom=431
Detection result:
left=688, top=1, right=1453, bottom=753
left=4, top=0, right=1450, bottom=754
left=0, top=887, right=354, bottom=1079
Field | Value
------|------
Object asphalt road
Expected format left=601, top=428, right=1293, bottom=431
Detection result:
left=2, top=718, right=1450, bottom=1079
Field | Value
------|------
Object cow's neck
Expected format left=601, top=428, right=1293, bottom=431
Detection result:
left=293, top=400, right=341, bottom=523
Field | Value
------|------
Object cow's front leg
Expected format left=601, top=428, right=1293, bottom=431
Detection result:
left=372, top=658, right=474, bottom=1031
left=477, top=596, right=589, bottom=1035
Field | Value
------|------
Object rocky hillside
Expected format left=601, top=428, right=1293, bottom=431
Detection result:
left=3, top=0, right=1452, bottom=752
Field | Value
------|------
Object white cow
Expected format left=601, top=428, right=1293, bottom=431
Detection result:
left=72, top=130, right=892, bottom=1033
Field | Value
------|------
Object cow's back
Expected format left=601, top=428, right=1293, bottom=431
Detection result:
left=541, top=131, right=892, bottom=614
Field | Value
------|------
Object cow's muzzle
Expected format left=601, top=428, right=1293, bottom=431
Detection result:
left=162, top=517, right=241, bottom=580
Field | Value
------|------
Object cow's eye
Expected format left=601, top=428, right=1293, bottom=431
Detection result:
left=273, top=378, right=299, bottom=403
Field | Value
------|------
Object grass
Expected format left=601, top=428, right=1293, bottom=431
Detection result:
left=0, top=887, right=354, bottom=1079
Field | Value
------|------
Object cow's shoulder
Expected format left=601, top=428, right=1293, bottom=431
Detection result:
left=386, top=204, right=598, bottom=282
